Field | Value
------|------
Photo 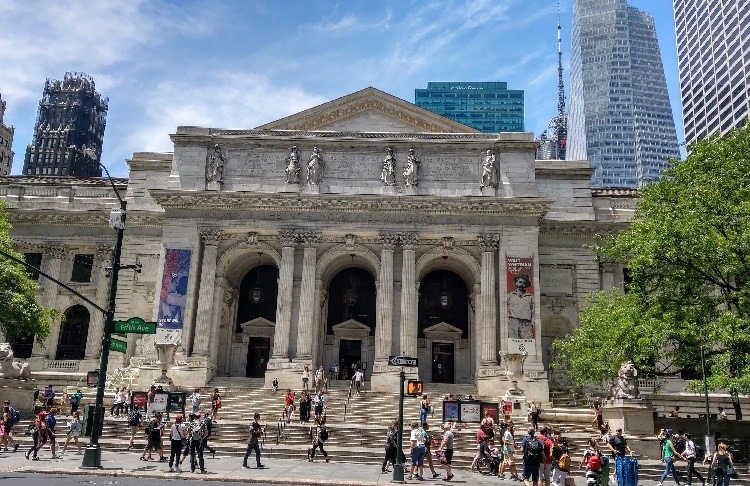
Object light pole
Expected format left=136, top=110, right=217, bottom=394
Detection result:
left=700, top=341, right=712, bottom=452
left=393, top=369, right=406, bottom=483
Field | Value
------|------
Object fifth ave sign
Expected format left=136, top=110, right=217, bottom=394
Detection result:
left=389, top=355, right=418, bottom=367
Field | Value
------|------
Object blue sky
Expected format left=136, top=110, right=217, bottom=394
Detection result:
left=0, top=0, right=682, bottom=177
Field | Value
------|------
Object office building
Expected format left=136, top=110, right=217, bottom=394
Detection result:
left=567, top=0, right=680, bottom=188
left=674, top=0, right=750, bottom=146
left=0, top=92, right=13, bottom=176
left=23, top=72, right=108, bottom=177
left=415, top=82, right=524, bottom=133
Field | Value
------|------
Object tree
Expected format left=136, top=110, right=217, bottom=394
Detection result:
left=556, top=125, right=750, bottom=419
left=0, top=200, right=58, bottom=346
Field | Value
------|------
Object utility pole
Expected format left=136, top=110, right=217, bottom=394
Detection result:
left=393, top=369, right=406, bottom=483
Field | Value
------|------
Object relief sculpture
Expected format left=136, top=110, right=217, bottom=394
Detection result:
left=381, top=147, right=396, bottom=186
left=403, top=148, right=421, bottom=187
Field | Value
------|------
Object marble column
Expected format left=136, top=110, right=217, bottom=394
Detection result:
left=295, top=231, right=321, bottom=362
left=399, top=234, right=418, bottom=358
left=33, top=245, right=67, bottom=359
left=375, top=233, right=397, bottom=363
left=192, top=229, right=222, bottom=356
left=209, top=277, right=227, bottom=368
left=85, top=244, right=114, bottom=359
left=478, top=235, right=500, bottom=365
left=272, top=231, right=297, bottom=360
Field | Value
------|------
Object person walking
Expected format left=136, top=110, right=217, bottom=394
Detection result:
left=126, top=406, right=143, bottom=450
left=528, top=401, right=540, bottom=431
left=314, top=366, right=324, bottom=392
left=307, top=416, right=330, bottom=462
left=353, top=368, right=364, bottom=396
left=70, top=389, right=83, bottom=414
left=45, top=408, right=60, bottom=458
left=420, top=394, right=430, bottom=425
left=60, top=410, right=83, bottom=455
left=684, top=433, right=705, bottom=486
left=201, top=411, right=216, bottom=458
left=1, top=400, right=20, bottom=452
left=658, top=429, right=686, bottom=486
left=210, top=388, right=222, bottom=422
left=140, top=411, right=166, bottom=462
left=609, top=428, right=635, bottom=486
left=437, top=422, right=455, bottom=481
left=408, top=421, right=426, bottom=481
left=189, top=388, right=201, bottom=415
left=551, top=435, right=571, bottom=486
left=710, top=442, right=734, bottom=486
left=382, top=419, right=399, bottom=473
left=499, top=422, right=521, bottom=481
left=521, top=427, right=544, bottom=486
left=242, top=413, right=265, bottom=469
left=167, top=414, right=185, bottom=472
left=284, top=389, right=296, bottom=423
left=582, top=438, right=604, bottom=486
left=422, top=421, right=441, bottom=478
left=301, top=366, right=310, bottom=390
left=25, top=413, right=48, bottom=461
left=187, top=413, right=207, bottom=473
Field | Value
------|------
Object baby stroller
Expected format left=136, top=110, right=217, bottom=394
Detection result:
left=476, top=453, right=502, bottom=475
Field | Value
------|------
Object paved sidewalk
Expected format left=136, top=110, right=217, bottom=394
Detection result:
left=0, top=448, right=672, bottom=485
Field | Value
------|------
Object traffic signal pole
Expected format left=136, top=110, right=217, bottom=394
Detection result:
left=393, top=369, right=406, bottom=483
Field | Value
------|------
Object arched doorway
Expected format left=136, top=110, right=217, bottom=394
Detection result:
left=57, top=305, right=90, bottom=360
left=542, top=315, right=573, bottom=390
left=418, top=270, right=469, bottom=384
left=235, top=265, right=278, bottom=377
left=325, top=267, right=376, bottom=380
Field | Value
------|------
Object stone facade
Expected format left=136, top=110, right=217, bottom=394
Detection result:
left=0, top=88, right=635, bottom=403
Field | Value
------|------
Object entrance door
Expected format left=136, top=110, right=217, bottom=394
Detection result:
left=246, top=337, right=270, bottom=378
left=339, top=339, right=362, bottom=380
left=432, top=342, right=454, bottom=383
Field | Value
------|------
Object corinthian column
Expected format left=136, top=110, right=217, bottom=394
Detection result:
left=192, top=230, right=223, bottom=356
left=375, top=233, right=397, bottom=363
left=295, top=231, right=321, bottom=362
left=85, top=244, right=114, bottom=359
left=34, top=245, right=67, bottom=358
left=478, top=234, right=499, bottom=365
left=399, top=234, right=418, bottom=358
left=272, top=231, right=297, bottom=360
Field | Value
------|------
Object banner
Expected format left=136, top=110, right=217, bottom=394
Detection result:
left=481, top=402, right=499, bottom=423
left=131, top=391, right=148, bottom=410
left=168, top=392, right=186, bottom=413
left=459, top=401, right=481, bottom=423
left=443, top=401, right=460, bottom=422
left=152, top=392, right=168, bottom=413
left=506, top=257, right=535, bottom=341
left=157, top=249, right=192, bottom=343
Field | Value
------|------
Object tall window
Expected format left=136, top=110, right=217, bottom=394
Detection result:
left=23, top=252, right=43, bottom=280
left=56, top=305, right=90, bottom=360
left=71, top=253, right=94, bottom=282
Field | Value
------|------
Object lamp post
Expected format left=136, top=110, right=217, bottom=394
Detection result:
left=700, top=341, right=712, bottom=453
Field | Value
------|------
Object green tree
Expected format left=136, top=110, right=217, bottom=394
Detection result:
left=556, top=125, right=750, bottom=419
left=0, top=200, right=58, bottom=346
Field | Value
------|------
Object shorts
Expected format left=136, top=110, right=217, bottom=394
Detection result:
left=503, top=451, right=516, bottom=466
left=444, top=449, right=453, bottom=465
left=146, top=437, right=162, bottom=450
left=68, top=431, right=81, bottom=438
left=540, top=462, right=552, bottom=480
left=411, top=445, right=426, bottom=467
left=523, top=460, right=541, bottom=482
left=129, top=425, right=139, bottom=437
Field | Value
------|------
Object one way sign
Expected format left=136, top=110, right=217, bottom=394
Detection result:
left=389, top=355, right=418, bottom=367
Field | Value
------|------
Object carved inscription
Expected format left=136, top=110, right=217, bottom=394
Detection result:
left=326, top=152, right=379, bottom=179
left=421, top=156, right=476, bottom=180
left=540, top=265, right=574, bottom=296
left=228, top=150, right=283, bottom=177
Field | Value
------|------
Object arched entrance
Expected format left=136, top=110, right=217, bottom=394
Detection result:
left=57, top=305, right=90, bottom=360
left=233, top=265, right=278, bottom=377
left=418, top=270, right=469, bottom=384
left=325, top=267, right=376, bottom=380
left=542, top=315, right=573, bottom=390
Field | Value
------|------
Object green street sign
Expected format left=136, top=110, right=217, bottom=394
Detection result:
left=110, top=338, right=127, bottom=353
left=114, top=317, right=157, bottom=334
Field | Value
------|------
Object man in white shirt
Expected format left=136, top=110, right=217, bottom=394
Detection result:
left=354, top=369, right=364, bottom=396
left=190, top=388, right=201, bottom=415
left=684, top=433, right=705, bottom=486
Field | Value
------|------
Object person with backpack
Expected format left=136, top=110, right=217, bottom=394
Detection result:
left=522, top=427, right=544, bottom=486
left=60, top=410, right=83, bottom=455
left=382, top=419, right=399, bottom=473
left=201, top=412, right=216, bottom=458
left=2, top=400, right=20, bottom=452
left=70, top=389, right=83, bottom=414
left=582, top=438, right=604, bottom=486
left=308, top=416, right=330, bottom=463
left=187, top=413, right=207, bottom=473
left=140, top=411, right=166, bottom=462
left=657, top=429, right=686, bottom=486
left=551, top=435, right=571, bottom=486
left=167, top=414, right=186, bottom=472
left=684, top=433, right=706, bottom=486
left=127, top=406, right=143, bottom=450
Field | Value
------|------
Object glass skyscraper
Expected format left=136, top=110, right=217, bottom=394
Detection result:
left=674, top=0, right=750, bottom=146
left=415, top=82, right=524, bottom=133
left=567, top=0, right=680, bottom=188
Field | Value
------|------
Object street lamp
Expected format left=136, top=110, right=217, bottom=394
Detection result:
left=700, top=341, right=712, bottom=453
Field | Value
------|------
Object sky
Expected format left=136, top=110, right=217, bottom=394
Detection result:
left=0, top=0, right=682, bottom=177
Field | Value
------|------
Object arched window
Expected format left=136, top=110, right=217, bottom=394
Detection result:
left=418, top=270, right=469, bottom=337
left=326, top=267, right=376, bottom=334
left=56, top=305, right=90, bottom=360
left=236, top=265, right=279, bottom=333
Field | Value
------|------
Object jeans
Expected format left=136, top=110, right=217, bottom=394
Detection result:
left=168, top=439, right=182, bottom=468
left=189, top=440, right=204, bottom=471
left=243, top=442, right=261, bottom=466
left=660, top=457, right=682, bottom=484
left=687, top=457, right=705, bottom=484
left=420, top=409, right=427, bottom=425
left=201, top=437, right=215, bottom=454
left=309, top=440, right=328, bottom=459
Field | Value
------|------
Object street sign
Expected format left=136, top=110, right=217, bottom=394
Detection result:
left=389, top=355, right=418, bottom=367
left=114, top=317, right=157, bottom=334
left=109, top=338, right=127, bottom=353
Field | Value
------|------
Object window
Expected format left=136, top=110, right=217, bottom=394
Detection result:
left=56, top=305, right=90, bottom=360
left=23, top=252, right=43, bottom=280
left=71, top=253, right=94, bottom=282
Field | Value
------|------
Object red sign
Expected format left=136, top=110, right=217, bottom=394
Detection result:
left=131, top=391, right=148, bottom=410
left=502, top=400, right=513, bottom=415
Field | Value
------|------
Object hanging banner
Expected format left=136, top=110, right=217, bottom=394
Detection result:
left=157, top=248, right=192, bottom=343
left=506, top=257, right=535, bottom=342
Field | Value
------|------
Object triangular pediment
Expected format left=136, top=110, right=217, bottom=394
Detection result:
left=424, top=322, right=463, bottom=334
left=257, top=87, right=478, bottom=134
left=424, top=322, right=463, bottom=340
left=332, top=319, right=371, bottom=332
left=239, top=317, right=275, bottom=337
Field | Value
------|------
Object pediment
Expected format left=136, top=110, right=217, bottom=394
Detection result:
left=331, top=319, right=371, bottom=338
left=239, top=317, right=275, bottom=337
left=424, top=322, right=463, bottom=339
left=257, top=87, right=478, bottom=134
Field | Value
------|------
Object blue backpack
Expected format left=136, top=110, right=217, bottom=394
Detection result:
left=9, top=407, right=21, bottom=425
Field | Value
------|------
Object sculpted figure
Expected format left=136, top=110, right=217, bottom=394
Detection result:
left=206, top=144, right=225, bottom=184
left=0, top=343, right=32, bottom=380
left=614, top=361, right=640, bottom=399
left=381, top=147, right=396, bottom=186
left=403, top=148, right=421, bottom=187
left=285, top=146, right=301, bottom=184
left=307, top=146, right=324, bottom=185
left=481, top=149, right=498, bottom=188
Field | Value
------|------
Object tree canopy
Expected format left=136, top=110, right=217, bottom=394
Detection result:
left=556, top=125, right=750, bottom=417
left=0, top=200, right=58, bottom=344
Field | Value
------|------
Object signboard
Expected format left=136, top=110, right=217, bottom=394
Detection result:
left=506, top=257, right=535, bottom=341
left=152, top=392, right=168, bottom=413
left=131, top=391, right=148, bottom=411
left=109, top=338, right=127, bottom=353
left=502, top=399, right=513, bottom=416
left=157, top=248, right=193, bottom=344
left=389, top=355, right=419, bottom=367
left=508, top=339, right=534, bottom=355
left=167, top=392, right=186, bottom=413
left=406, top=380, right=423, bottom=396
left=459, top=401, right=481, bottom=423
left=114, top=317, right=157, bottom=335
left=443, top=401, right=460, bottom=422
left=86, top=370, right=99, bottom=387
left=481, top=402, right=499, bottom=423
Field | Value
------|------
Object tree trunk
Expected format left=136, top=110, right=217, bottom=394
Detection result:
left=731, top=389, right=742, bottom=420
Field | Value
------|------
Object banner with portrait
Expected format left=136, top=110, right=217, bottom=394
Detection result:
left=157, top=249, right=192, bottom=343
left=506, top=257, right=535, bottom=342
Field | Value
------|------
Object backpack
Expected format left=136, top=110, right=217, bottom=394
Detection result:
left=558, top=451, right=572, bottom=471
left=588, top=453, right=603, bottom=471
left=8, top=407, right=21, bottom=426
left=191, top=422, right=203, bottom=441
left=695, top=444, right=704, bottom=460
left=672, top=436, right=686, bottom=454
left=127, top=411, right=140, bottom=426
left=145, top=419, right=157, bottom=435
left=319, top=426, right=329, bottom=441
left=525, top=437, right=544, bottom=461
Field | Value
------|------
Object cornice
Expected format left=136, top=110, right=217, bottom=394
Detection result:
left=9, top=209, right=164, bottom=227
left=149, top=189, right=554, bottom=218
left=540, top=221, right=626, bottom=238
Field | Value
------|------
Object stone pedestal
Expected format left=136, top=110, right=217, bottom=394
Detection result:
left=602, top=398, right=655, bottom=436
left=0, top=383, right=37, bottom=412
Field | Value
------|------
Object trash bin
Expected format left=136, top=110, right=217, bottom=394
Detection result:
left=82, top=404, right=102, bottom=437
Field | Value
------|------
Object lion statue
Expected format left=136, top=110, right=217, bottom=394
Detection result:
left=614, top=360, right=640, bottom=399
left=0, top=343, right=32, bottom=380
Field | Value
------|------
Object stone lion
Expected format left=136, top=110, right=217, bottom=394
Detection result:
left=614, top=360, right=640, bottom=399
left=0, top=343, right=32, bottom=380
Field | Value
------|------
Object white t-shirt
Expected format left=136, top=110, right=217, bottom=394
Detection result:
left=354, top=371, right=364, bottom=383
left=302, top=370, right=310, bottom=379
left=170, top=423, right=185, bottom=441
left=190, top=392, right=201, bottom=407
left=685, top=440, right=696, bottom=458
left=503, top=430, right=515, bottom=452
left=410, top=428, right=425, bottom=447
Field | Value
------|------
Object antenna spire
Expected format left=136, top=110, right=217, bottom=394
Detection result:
left=557, top=1, right=565, bottom=117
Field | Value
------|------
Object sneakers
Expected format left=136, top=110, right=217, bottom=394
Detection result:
left=407, top=475, right=413, bottom=480
left=176, top=467, right=182, bottom=473
left=325, top=457, right=330, bottom=463
left=658, top=483, right=664, bottom=486
left=168, top=467, right=174, bottom=472
left=200, top=470, right=206, bottom=474
left=242, top=465, right=250, bottom=469
left=257, top=464, right=265, bottom=468
left=13, top=443, right=19, bottom=452
left=432, top=473, right=440, bottom=478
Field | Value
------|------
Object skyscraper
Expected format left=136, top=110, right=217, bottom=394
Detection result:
left=536, top=2, right=568, bottom=161
left=567, top=0, right=680, bottom=188
left=0, top=91, right=13, bottom=176
left=415, top=82, right=524, bottom=133
left=674, top=0, right=750, bottom=146
left=23, top=72, right=108, bottom=177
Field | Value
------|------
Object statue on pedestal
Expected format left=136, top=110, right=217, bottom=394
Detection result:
left=614, top=360, right=640, bottom=399
left=0, top=343, right=31, bottom=380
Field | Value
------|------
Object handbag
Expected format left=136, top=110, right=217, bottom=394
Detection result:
left=726, top=464, right=738, bottom=479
